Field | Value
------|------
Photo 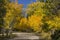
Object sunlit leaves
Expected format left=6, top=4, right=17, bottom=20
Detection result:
left=28, top=14, right=43, bottom=32
left=4, top=2, right=23, bottom=29
left=53, top=16, right=60, bottom=29
left=43, top=16, right=60, bottom=31
left=26, top=2, right=46, bottom=32
left=26, top=2, right=45, bottom=16
left=14, top=18, right=29, bottom=31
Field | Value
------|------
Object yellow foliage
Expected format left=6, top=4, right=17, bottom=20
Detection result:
left=54, top=16, right=60, bottom=29
left=28, top=15, right=43, bottom=32
left=20, top=18, right=27, bottom=25
left=28, top=2, right=45, bottom=8
left=4, top=3, right=23, bottom=29
left=14, top=18, right=28, bottom=30
left=26, top=2, right=45, bottom=32
left=26, top=2, right=45, bottom=16
left=45, top=16, right=60, bottom=30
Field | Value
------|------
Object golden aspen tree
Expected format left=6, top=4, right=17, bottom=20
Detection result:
left=28, top=15, right=43, bottom=32
left=4, top=2, right=23, bottom=30
left=26, top=2, right=45, bottom=32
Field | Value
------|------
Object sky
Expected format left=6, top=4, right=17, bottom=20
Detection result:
left=18, top=0, right=36, bottom=8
